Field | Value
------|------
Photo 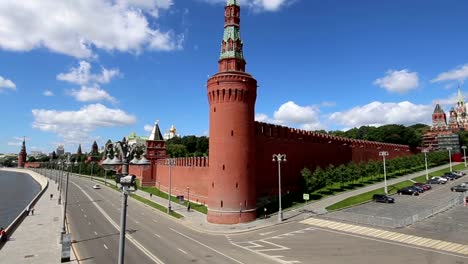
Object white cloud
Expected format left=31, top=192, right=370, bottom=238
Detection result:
left=70, top=86, right=117, bottom=103
left=43, top=90, right=54, bottom=96
left=0, top=0, right=181, bottom=58
left=0, top=76, right=16, bottom=90
left=256, top=101, right=325, bottom=130
left=57, top=61, right=120, bottom=85
left=329, top=101, right=432, bottom=128
left=432, top=64, right=468, bottom=84
left=200, top=0, right=294, bottom=12
left=374, top=69, right=419, bottom=93
left=144, top=124, right=153, bottom=132
left=32, top=104, right=136, bottom=143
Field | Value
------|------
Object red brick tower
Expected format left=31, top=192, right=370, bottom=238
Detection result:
left=146, top=121, right=166, bottom=161
left=18, top=137, right=27, bottom=168
left=207, top=0, right=258, bottom=224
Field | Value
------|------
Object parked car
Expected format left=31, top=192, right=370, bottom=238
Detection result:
left=443, top=173, right=458, bottom=180
left=427, top=178, right=442, bottom=184
left=452, top=171, right=465, bottom=177
left=414, top=182, right=431, bottom=191
left=451, top=183, right=468, bottom=192
left=412, top=185, right=425, bottom=193
left=93, top=184, right=101, bottom=189
left=397, top=186, right=420, bottom=196
left=372, top=194, right=395, bottom=203
left=430, top=176, right=448, bottom=184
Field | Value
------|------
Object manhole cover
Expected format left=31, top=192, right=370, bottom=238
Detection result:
left=24, top=254, right=35, bottom=258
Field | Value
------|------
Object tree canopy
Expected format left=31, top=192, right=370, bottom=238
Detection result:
left=328, top=124, right=430, bottom=148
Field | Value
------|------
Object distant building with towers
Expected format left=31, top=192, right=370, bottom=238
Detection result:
left=422, top=88, right=466, bottom=153
left=164, top=125, right=180, bottom=140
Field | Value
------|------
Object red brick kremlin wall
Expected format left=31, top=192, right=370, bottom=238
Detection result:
left=130, top=123, right=411, bottom=207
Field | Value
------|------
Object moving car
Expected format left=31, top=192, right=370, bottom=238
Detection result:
left=397, top=186, right=420, bottom=196
left=372, top=194, right=395, bottom=203
left=451, top=183, right=468, bottom=192
left=93, top=184, right=101, bottom=189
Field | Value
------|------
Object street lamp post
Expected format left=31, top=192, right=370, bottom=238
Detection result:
left=379, top=151, right=389, bottom=194
left=165, top=158, right=176, bottom=213
left=447, top=147, right=453, bottom=172
left=422, top=149, right=429, bottom=181
left=61, top=156, right=72, bottom=243
left=102, top=139, right=149, bottom=264
left=462, top=146, right=467, bottom=168
left=272, top=154, right=286, bottom=223
left=186, top=186, right=190, bottom=210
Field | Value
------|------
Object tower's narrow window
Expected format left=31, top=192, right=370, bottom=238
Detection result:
left=231, top=130, right=234, bottom=136
left=221, top=201, right=223, bottom=207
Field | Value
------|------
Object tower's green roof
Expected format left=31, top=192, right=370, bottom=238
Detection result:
left=220, top=26, right=244, bottom=59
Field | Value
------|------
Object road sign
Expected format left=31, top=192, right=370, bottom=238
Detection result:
left=303, top=193, right=310, bottom=201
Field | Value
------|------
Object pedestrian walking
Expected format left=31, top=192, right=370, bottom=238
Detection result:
left=26, top=206, right=30, bottom=216
left=187, top=203, right=191, bottom=212
left=50, top=193, right=53, bottom=200
left=150, top=193, right=153, bottom=198
left=31, top=208, right=35, bottom=215
left=0, top=227, right=6, bottom=242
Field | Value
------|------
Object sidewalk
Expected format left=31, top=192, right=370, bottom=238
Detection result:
left=0, top=169, right=78, bottom=263
left=129, top=162, right=457, bottom=234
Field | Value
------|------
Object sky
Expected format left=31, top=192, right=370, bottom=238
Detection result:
left=1, top=0, right=468, bottom=154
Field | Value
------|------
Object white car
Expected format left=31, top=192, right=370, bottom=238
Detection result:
left=430, top=176, right=448, bottom=183
left=93, top=184, right=101, bottom=189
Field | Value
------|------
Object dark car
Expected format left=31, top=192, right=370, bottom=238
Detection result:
left=411, top=185, right=424, bottom=193
left=451, top=183, right=468, bottom=192
left=414, top=182, right=431, bottom=191
left=443, top=173, right=458, bottom=180
left=397, top=186, right=420, bottom=196
left=372, top=194, right=395, bottom=203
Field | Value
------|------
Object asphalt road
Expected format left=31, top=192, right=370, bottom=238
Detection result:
left=58, top=171, right=468, bottom=264
left=228, top=220, right=468, bottom=264
left=65, top=174, right=271, bottom=264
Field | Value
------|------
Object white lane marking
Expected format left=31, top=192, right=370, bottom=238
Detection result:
left=135, top=221, right=139, bottom=224
left=71, top=181, right=164, bottom=264
left=154, top=234, right=161, bottom=238
left=178, top=248, right=188, bottom=254
left=104, top=244, right=108, bottom=250
left=94, top=231, right=98, bottom=236
left=259, top=231, right=275, bottom=236
left=88, top=222, right=91, bottom=225
left=153, top=219, right=158, bottom=223
left=81, top=209, right=84, bottom=212
left=84, top=214, right=87, bottom=218
left=170, top=228, right=245, bottom=264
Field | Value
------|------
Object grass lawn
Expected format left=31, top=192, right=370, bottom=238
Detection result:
left=139, top=185, right=208, bottom=214
left=129, top=194, right=183, bottom=218
left=326, top=180, right=414, bottom=211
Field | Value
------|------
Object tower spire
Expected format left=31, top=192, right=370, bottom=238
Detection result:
left=219, top=0, right=245, bottom=72
left=457, top=85, right=464, bottom=105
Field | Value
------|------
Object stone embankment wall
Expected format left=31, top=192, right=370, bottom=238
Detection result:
left=0, top=168, right=48, bottom=244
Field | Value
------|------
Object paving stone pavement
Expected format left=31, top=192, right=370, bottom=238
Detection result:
left=0, top=168, right=78, bottom=264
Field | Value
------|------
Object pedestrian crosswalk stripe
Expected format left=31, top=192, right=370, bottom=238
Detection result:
left=300, top=218, right=468, bottom=256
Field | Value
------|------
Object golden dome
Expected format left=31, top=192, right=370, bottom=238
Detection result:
left=169, top=125, right=176, bottom=133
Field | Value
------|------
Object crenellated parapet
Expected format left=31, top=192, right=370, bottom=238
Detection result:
left=254, top=121, right=411, bottom=152
left=207, top=73, right=257, bottom=104
left=156, top=157, right=209, bottom=167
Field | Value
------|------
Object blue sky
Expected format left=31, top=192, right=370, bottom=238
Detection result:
left=1, top=0, right=468, bottom=154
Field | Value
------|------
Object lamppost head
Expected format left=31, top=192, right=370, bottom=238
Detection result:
left=462, top=146, right=467, bottom=150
